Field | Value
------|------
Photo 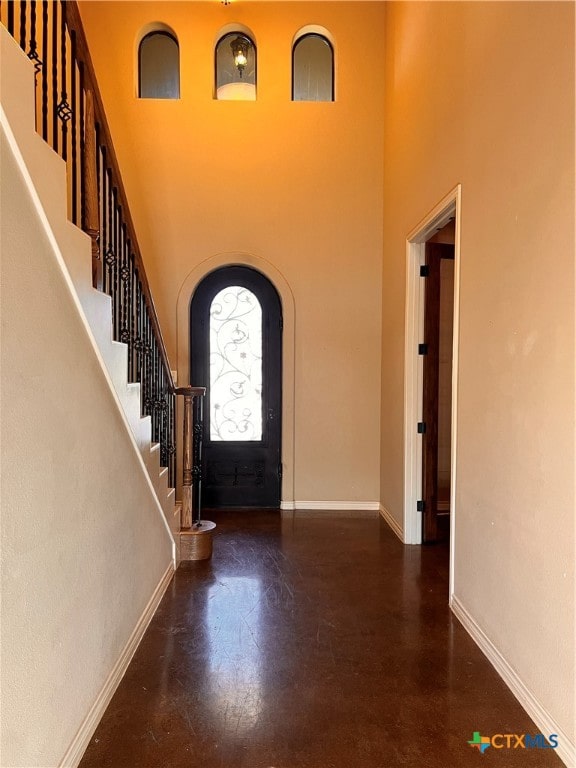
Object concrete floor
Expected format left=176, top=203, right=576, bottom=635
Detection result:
left=79, top=510, right=564, bottom=767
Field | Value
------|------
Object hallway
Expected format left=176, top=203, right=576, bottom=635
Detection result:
left=78, top=512, right=563, bottom=767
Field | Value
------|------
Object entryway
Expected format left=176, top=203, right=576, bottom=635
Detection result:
left=403, top=186, right=461, bottom=592
left=421, top=234, right=455, bottom=542
left=190, top=266, right=282, bottom=508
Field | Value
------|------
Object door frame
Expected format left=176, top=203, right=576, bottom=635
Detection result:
left=176, top=252, right=295, bottom=509
left=189, top=265, right=283, bottom=508
left=403, top=185, right=461, bottom=595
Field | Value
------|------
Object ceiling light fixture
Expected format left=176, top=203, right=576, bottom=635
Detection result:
left=230, top=35, right=250, bottom=78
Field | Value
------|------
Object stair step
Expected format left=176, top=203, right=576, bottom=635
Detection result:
left=2, top=27, right=176, bottom=540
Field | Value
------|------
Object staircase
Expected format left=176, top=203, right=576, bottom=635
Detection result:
left=0, top=6, right=180, bottom=548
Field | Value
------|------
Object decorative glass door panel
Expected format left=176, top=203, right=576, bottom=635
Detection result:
left=191, top=267, right=282, bottom=509
left=210, top=287, right=262, bottom=441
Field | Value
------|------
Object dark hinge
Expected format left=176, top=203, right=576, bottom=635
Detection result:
left=279, top=316, right=284, bottom=330
left=417, top=500, right=425, bottom=512
left=420, top=265, right=429, bottom=277
left=278, top=462, right=283, bottom=480
left=417, top=422, right=426, bottom=434
left=418, top=343, right=428, bottom=355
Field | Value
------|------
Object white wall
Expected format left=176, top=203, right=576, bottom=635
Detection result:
left=0, top=30, right=174, bottom=767
left=380, top=1, right=575, bottom=761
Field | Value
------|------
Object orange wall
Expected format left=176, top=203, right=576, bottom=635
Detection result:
left=381, top=0, right=575, bottom=747
left=79, top=1, right=385, bottom=504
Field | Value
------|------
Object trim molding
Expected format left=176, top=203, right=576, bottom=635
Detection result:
left=451, top=595, right=575, bottom=768
left=379, top=505, right=404, bottom=542
left=282, top=500, right=379, bottom=512
left=59, top=563, right=175, bottom=768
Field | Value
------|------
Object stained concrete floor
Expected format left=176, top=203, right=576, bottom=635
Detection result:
left=79, top=510, right=564, bottom=767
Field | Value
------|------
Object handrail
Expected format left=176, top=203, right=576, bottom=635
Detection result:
left=1, top=0, right=177, bottom=486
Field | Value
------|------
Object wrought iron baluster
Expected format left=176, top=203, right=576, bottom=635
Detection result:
left=7, top=0, right=15, bottom=35
left=41, top=0, right=48, bottom=140
left=147, top=323, right=153, bottom=424
left=159, top=367, right=166, bottom=467
left=19, top=0, right=26, bottom=49
left=192, top=393, right=204, bottom=518
left=127, top=250, right=134, bottom=382
left=144, top=297, right=151, bottom=411
left=168, top=389, right=176, bottom=487
left=70, top=31, right=78, bottom=224
left=104, top=168, right=115, bottom=297
left=78, top=60, right=84, bottom=221
left=120, top=225, right=129, bottom=354
left=143, top=313, right=151, bottom=419
left=150, top=337, right=157, bottom=439
left=57, top=0, right=72, bottom=162
left=116, top=217, right=123, bottom=340
left=102, top=167, right=109, bottom=296
left=98, top=146, right=106, bottom=292
left=113, top=190, right=120, bottom=339
left=27, top=1, right=43, bottom=79
left=51, top=0, right=58, bottom=153
left=83, top=95, right=100, bottom=287
left=135, top=277, right=142, bottom=384
left=100, top=157, right=107, bottom=295
left=131, top=257, right=138, bottom=383
left=153, top=342, right=160, bottom=445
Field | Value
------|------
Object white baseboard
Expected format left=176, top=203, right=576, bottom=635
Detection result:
left=281, top=500, right=379, bottom=513
left=451, top=595, right=575, bottom=768
left=379, top=504, right=405, bottom=542
left=59, top=563, right=175, bottom=768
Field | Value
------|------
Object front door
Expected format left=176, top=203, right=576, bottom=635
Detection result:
left=190, top=266, right=282, bottom=508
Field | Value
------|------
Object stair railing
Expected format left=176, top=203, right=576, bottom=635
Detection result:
left=1, top=0, right=176, bottom=487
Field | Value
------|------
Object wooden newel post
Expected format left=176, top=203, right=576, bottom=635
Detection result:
left=176, top=386, right=215, bottom=560
left=84, top=89, right=101, bottom=290
left=177, top=387, right=204, bottom=529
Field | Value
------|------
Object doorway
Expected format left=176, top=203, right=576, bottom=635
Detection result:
left=403, top=185, right=461, bottom=593
left=421, top=235, right=455, bottom=542
left=190, top=266, right=282, bottom=508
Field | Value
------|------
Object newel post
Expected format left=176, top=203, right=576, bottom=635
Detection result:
left=177, top=387, right=205, bottom=528
left=83, top=89, right=102, bottom=289
left=176, top=387, right=215, bottom=560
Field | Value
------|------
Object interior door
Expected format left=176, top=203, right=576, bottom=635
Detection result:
left=422, top=243, right=454, bottom=542
left=190, top=266, right=282, bottom=508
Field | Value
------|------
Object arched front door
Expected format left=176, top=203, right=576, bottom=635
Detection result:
left=190, top=266, right=282, bottom=508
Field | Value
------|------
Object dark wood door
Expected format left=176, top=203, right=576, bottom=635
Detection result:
left=422, top=243, right=454, bottom=542
left=190, top=267, right=282, bottom=508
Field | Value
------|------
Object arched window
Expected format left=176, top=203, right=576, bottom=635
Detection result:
left=292, top=33, right=334, bottom=102
left=215, top=32, right=257, bottom=101
left=209, top=285, right=263, bottom=441
left=138, top=31, right=180, bottom=99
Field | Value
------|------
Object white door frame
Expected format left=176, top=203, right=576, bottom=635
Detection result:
left=403, top=185, right=461, bottom=595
